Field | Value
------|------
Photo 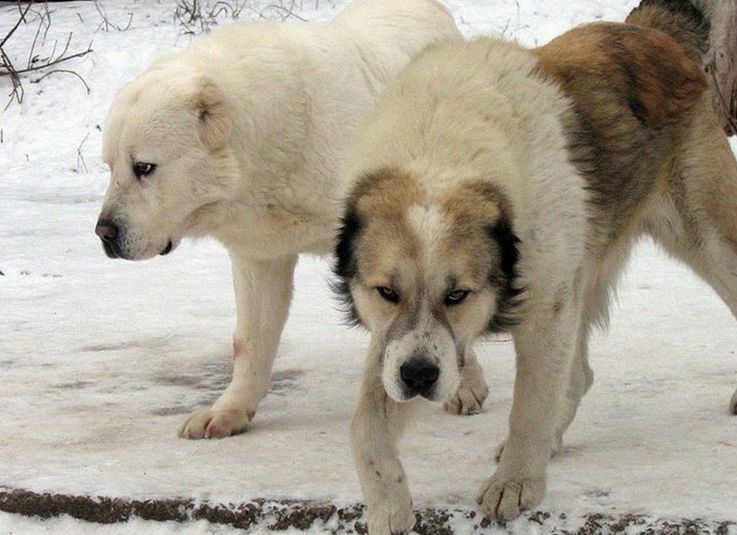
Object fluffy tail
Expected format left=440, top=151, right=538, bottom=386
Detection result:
left=627, top=0, right=737, bottom=134
left=625, top=0, right=709, bottom=62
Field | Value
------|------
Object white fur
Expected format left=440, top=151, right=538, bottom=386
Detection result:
left=97, top=0, right=462, bottom=439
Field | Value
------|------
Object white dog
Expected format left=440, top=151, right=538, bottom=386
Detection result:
left=95, top=0, right=477, bottom=439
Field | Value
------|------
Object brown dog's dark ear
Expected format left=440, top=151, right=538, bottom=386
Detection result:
left=331, top=206, right=365, bottom=327
left=190, top=77, right=232, bottom=149
left=486, top=217, right=524, bottom=333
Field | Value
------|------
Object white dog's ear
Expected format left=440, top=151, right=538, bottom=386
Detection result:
left=190, top=77, right=232, bottom=149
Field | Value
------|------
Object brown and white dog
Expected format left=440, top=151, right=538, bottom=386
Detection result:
left=333, top=1, right=737, bottom=530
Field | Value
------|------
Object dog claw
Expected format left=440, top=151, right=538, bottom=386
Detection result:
left=477, top=475, right=545, bottom=521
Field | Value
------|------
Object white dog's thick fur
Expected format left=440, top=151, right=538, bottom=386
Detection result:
left=96, top=0, right=468, bottom=439
left=334, top=13, right=737, bottom=532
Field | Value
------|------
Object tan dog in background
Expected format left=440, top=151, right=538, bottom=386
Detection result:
left=334, top=2, right=737, bottom=531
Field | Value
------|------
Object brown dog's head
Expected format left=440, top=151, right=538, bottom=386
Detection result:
left=333, top=168, right=523, bottom=403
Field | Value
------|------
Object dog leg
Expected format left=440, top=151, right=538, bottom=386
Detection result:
left=650, top=216, right=737, bottom=415
left=444, top=349, right=489, bottom=416
left=478, top=303, right=580, bottom=520
left=686, top=239, right=737, bottom=416
left=352, top=338, right=416, bottom=535
left=645, top=121, right=737, bottom=416
left=556, top=324, right=594, bottom=446
left=494, top=325, right=592, bottom=462
left=180, top=253, right=298, bottom=439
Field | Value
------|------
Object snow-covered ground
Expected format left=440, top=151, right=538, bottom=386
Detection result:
left=1, top=0, right=736, bottom=533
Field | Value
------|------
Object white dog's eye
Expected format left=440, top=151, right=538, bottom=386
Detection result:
left=132, top=162, right=157, bottom=181
left=376, top=286, right=400, bottom=304
left=445, top=289, right=469, bottom=306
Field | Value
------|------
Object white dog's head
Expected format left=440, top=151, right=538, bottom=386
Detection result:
left=334, top=168, right=524, bottom=403
left=95, top=66, right=234, bottom=260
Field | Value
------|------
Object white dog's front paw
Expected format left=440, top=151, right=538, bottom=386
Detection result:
left=367, top=493, right=415, bottom=535
left=476, top=474, right=546, bottom=521
left=730, top=389, right=737, bottom=415
left=444, top=366, right=489, bottom=416
left=179, top=407, right=252, bottom=439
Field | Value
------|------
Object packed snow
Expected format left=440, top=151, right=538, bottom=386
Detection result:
left=1, top=0, right=736, bottom=533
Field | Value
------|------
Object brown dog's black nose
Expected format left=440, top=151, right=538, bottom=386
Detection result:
left=95, top=219, right=118, bottom=243
left=400, top=357, right=439, bottom=397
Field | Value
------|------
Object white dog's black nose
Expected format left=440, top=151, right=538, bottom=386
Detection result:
left=95, top=219, right=118, bottom=243
left=400, top=358, right=439, bottom=397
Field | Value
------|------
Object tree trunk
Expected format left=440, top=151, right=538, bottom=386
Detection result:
left=697, top=0, right=737, bottom=135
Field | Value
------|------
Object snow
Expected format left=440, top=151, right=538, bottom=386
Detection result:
left=1, top=0, right=736, bottom=533
left=0, top=511, right=251, bottom=535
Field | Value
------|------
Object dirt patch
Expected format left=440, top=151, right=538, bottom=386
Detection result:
left=1, top=488, right=734, bottom=534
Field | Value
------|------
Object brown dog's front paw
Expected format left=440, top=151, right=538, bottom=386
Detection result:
left=476, top=475, right=546, bottom=521
left=367, top=494, right=415, bottom=535
left=444, top=364, right=489, bottom=416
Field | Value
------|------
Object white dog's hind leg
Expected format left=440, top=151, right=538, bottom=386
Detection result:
left=352, top=338, right=416, bottom=535
left=444, top=349, right=489, bottom=416
left=180, top=253, right=298, bottom=439
left=478, top=301, right=581, bottom=520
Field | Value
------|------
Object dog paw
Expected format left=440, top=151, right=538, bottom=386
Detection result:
left=730, top=389, right=737, bottom=415
left=179, top=408, right=252, bottom=439
left=444, top=370, right=489, bottom=416
left=476, top=474, right=546, bottom=520
left=367, top=494, right=415, bottom=535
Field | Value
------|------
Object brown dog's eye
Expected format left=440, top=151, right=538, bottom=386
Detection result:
left=132, top=162, right=157, bottom=181
left=377, top=287, right=400, bottom=304
left=445, top=289, right=469, bottom=306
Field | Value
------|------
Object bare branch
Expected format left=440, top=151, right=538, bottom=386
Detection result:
left=256, top=3, right=308, bottom=22
left=0, top=3, right=94, bottom=109
left=12, top=42, right=93, bottom=76
left=1, top=2, right=33, bottom=48
left=31, top=68, right=92, bottom=95
left=94, top=1, right=134, bottom=32
left=75, top=133, right=90, bottom=173
left=708, top=53, right=737, bottom=136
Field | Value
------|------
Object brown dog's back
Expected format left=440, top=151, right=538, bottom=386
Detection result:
left=533, top=23, right=707, bottom=251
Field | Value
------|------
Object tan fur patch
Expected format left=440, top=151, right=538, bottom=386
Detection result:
left=435, top=180, right=511, bottom=289
left=348, top=168, right=426, bottom=289
left=436, top=180, right=509, bottom=227
left=350, top=168, right=427, bottom=221
left=535, top=22, right=707, bottom=126
left=625, top=5, right=708, bottom=63
left=532, top=22, right=708, bottom=254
